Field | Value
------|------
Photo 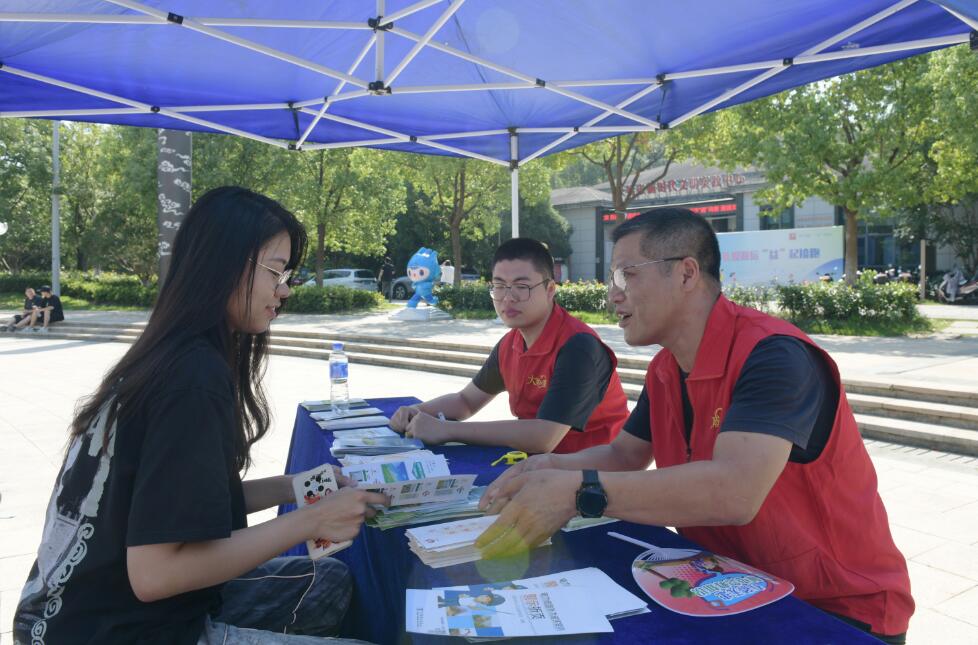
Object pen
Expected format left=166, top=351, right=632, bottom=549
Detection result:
left=607, top=531, right=656, bottom=550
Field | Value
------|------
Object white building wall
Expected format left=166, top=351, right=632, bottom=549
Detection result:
left=743, top=193, right=761, bottom=231
left=562, top=205, right=598, bottom=281
left=794, top=196, right=835, bottom=228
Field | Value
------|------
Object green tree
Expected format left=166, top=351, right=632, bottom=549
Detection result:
left=699, top=56, right=932, bottom=284
left=0, top=119, right=52, bottom=272
left=408, top=156, right=551, bottom=285
left=285, top=148, right=406, bottom=285
left=916, top=46, right=978, bottom=273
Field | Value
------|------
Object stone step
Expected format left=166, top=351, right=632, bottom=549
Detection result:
left=844, top=377, right=978, bottom=409
left=854, top=414, right=978, bottom=457
left=20, top=323, right=978, bottom=456
left=847, top=393, right=978, bottom=432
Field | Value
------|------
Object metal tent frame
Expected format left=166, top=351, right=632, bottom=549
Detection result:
left=2, top=0, right=976, bottom=235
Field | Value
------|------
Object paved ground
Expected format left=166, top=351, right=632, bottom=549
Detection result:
left=2, top=325, right=978, bottom=642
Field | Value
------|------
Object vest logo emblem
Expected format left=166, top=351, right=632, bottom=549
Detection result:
left=711, top=407, right=723, bottom=429
left=526, top=374, right=548, bottom=389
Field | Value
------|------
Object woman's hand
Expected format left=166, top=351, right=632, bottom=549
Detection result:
left=302, top=487, right=389, bottom=543
left=390, top=404, right=421, bottom=432
left=479, top=453, right=555, bottom=514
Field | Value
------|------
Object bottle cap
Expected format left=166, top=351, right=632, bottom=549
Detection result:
left=332, top=341, right=343, bottom=351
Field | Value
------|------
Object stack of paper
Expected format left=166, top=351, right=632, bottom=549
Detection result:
left=406, top=567, right=647, bottom=639
left=406, top=585, right=614, bottom=640
left=300, top=398, right=369, bottom=412
left=369, top=486, right=486, bottom=530
left=330, top=435, right=425, bottom=457
left=310, top=406, right=384, bottom=422
left=338, top=449, right=439, bottom=466
left=318, top=414, right=391, bottom=431
left=406, top=515, right=551, bottom=569
left=340, top=453, right=477, bottom=507
left=561, top=515, right=620, bottom=532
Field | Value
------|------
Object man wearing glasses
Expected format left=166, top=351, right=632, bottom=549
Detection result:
left=390, top=238, right=629, bottom=454
left=477, top=210, right=912, bottom=643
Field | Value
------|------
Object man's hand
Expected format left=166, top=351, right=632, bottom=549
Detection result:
left=474, top=469, right=578, bottom=560
left=302, top=487, right=389, bottom=543
left=390, top=404, right=421, bottom=432
left=479, top=453, right=555, bottom=514
left=404, top=411, right=450, bottom=444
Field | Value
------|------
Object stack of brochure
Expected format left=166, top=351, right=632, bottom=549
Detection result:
left=300, top=398, right=369, bottom=412
left=405, top=515, right=551, bottom=569
left=331, top=435, right=425, bottom=457
left=369, top=486, right=486, bottom=530
left=340, top=453, right=477, bottom=507
left=406, top=567, right=648, bottom=639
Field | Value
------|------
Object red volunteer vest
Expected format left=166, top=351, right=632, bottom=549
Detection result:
left=646, top=295, right=913, bottom=635
left=497, top=304, right=628, bottom=453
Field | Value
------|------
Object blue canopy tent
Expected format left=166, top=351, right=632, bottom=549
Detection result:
left=2, top=0, right=977, bottom=235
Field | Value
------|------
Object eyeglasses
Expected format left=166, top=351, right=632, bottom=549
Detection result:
left=610, top=257, right=686, bottom=290
left=489, top=279, right=550, bottom=302
left=252, top=259, right=292, bottom=287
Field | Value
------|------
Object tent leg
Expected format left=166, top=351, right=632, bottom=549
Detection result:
left=51, top=121, right=61, bottom=295
left=510, top=130, right=519, bottom=238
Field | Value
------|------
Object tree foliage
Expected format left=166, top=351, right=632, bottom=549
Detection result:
left=697, top=56, right=932, bottom=283
left=0, top=119, right=52, bottom=272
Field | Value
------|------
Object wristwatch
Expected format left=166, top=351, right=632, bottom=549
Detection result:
left=575, top=470, right=608, bottom=518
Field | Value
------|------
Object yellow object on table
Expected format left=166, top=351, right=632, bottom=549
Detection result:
left=490, top=450, right=527, bottom=467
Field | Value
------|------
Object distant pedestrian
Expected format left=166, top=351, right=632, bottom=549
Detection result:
left=379, top=256, right=395, bottom=299
left=2, top=287, right=41, bottom=332
left=28, top=285, right=64, bottom=333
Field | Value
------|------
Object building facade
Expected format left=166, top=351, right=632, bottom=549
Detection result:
left=551, top=162, right=947, bottom=283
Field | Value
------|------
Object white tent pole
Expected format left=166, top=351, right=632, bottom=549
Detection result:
left=386, top=0, right=465, bottom=86
left=510, top=131, right=519, bottom=238
left=375, top=0, right=385, bottom=87
left=384, top=0, right=446, bottom=24
left=0, top=64, right=289, bottom=148
left=942, top=5, right=978, bottom=30
left=389, top=26, right=660, bottom=128
left=520, top=81, right=662, bottom=165
left=671, top=0, right=919, bottom=127
left=51, top=121, right=61, bottom=296
left=0, top=13, right=372, bottom=29
left=104, top=0, right=369, bottom=88
left=297, top=34, right=377, bottom=148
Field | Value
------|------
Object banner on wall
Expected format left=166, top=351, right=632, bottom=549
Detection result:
left=718, top=226, right=844, bottom=287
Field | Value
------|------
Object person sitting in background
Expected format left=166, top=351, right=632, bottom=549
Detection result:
left=2, top=287, right=42, bottom=332
left=28, top=285, right=64, bottom=333
left=390, top=238, right=629, bottom=455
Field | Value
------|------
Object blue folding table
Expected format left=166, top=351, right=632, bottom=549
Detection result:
left=279, top=397, right=878, bottom=644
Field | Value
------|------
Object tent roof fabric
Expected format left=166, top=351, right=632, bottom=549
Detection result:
left=2, top=1, right=976, bottom=164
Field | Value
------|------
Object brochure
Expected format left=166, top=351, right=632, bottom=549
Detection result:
left=405, top=587, right=613, bottom=639
left=631, top=544, right=794, bottom=616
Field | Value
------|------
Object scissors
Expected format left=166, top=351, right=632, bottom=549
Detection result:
left=490, top=450, right=527, bottom=467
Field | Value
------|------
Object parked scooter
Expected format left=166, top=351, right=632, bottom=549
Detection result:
left=938, top=267, right=978, bottom=304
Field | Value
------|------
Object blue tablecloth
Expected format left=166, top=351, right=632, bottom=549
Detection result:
left=279, top=398, right=878, bottom=644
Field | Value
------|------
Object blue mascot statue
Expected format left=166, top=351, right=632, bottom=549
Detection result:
left=406, top=247, right=441, bottom=308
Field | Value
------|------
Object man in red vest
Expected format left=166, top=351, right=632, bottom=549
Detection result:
left=477, top=210, right=913, bottom=643
left=390, top=238, right=629, bottom=454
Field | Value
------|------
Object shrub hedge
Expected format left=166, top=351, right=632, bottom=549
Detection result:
left=1, top=272, right=385, bottom=313
left=284, top=285, right=386, bottom=313
left=438, top=275, right=922, bottom=325
left=436, top=280, right=611, bottom=313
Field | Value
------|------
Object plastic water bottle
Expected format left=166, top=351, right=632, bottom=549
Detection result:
left=329, top=341, right=349, bottom=414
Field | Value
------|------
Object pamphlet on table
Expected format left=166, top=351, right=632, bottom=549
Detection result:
left=406, top=573, right=620, bottom=639
left=629, top=542, right=794, bottom=616
left=406, top=515, right=551, bottom=568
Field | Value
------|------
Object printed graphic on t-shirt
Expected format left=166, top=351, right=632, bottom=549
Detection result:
left=16, top=401, right=117, bottom=644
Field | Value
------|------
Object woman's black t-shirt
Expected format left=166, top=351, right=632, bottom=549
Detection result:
left=14, top=337, right=247, bottom=645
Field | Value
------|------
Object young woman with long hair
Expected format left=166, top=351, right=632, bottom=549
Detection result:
left=14, top=186, right=383, bottom=644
